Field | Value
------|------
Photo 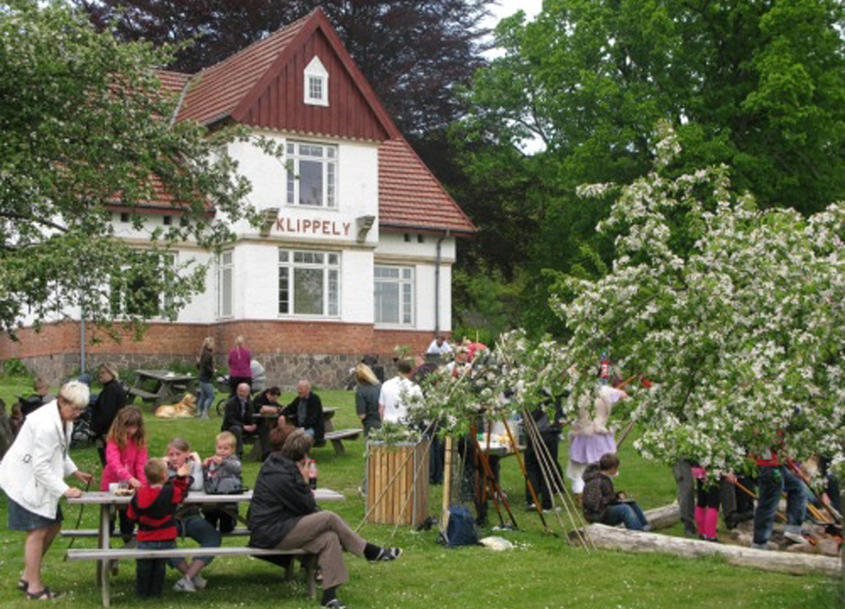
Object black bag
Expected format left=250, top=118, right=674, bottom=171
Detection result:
left=446, top=505, right=479, bottom=547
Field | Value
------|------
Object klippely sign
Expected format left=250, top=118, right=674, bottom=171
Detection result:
left=275, top=216, right=351, bottom=237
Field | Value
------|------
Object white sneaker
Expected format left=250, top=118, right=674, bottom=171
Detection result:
left=191, top=574, right=207, bottom=590
left=783, top=531, right=805, bottom=544
left=174, top=577, right=196, bottom=592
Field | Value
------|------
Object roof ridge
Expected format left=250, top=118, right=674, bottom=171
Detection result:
left=188, top=9, right=315, bottom=81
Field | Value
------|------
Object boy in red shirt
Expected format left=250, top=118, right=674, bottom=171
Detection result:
left=127, top=458, right=191, bottom=597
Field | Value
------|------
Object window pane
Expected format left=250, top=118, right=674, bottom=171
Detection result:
left=403, top=282, right=412, bottom=324
left=278, top=250, right=288, bottom=263
left=222, top=267, right=232, bottom=317
left=299, top=160, right=323, bottom=206
left=375, top=281, right=399, bottom=324
left=294, top=267, right=323, bottom=314
left=278, top=267, right=289, bottom=314
left=328, top=269, right=338, bottom=316
left=309, top=76, right=322, bottom=100
left=328, top=253, right=338, bottom=265
left=287, top=167, right=295, bottom=204
left=222, top=251, right=232, bottom=265
left=327, top=162, right=335, bottom=207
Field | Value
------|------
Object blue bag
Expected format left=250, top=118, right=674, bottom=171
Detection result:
left=446, top=505, right=479, bottom=547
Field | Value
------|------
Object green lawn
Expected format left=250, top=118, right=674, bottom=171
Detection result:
left=0, top=378, right=839, bottom=608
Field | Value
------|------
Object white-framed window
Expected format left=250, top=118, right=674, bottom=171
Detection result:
left=278, top=249, right=340, bottom=316
left=303, top=55, right=329, bottom=106
left=374, top=265, right=414, bottom=325
left=219, top=250, right=233, bottom=318
left=109, top=251, right=175, bottom=319
left=286, top=141, right=337, bottom=207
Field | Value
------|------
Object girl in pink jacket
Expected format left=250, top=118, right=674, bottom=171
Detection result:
left=101, top=407, right=148, bottom=540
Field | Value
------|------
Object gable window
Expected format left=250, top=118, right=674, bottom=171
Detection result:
left=219, top=250, right=233, bottom=318
left=304, top=55, right=329, bottom=106
left=278, top=249, right=340, bottom=316
left=286, top=141, right=337, bottom=207
left=374, top=265, right=414, bottom=325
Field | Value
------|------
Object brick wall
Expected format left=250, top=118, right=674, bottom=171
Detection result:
left=0, top=320, right=444, bottom=388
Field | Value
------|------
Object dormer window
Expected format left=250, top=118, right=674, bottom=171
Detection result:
left=304, top=56, right=329, bottom=106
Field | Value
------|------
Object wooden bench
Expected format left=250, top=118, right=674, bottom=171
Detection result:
left=62, top=527, right=251, bottom=538
left=324, top=428, right=361, bottom=456
left=66, top=546, right=317, bottom=607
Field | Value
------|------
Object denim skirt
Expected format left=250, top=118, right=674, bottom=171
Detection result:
left=8, top=498, right=63, bottom=531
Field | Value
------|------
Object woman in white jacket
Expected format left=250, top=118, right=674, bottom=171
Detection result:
left=0, top=380, right=94, bottom=600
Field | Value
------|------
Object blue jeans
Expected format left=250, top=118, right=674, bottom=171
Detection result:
left=136, top=540, right=175, bottom=597
left=753, top=465, right=808, bottom=544
left=197, top=381, right=215, bottom=416
left=604, top=502, right=648, bottom=530
left=168, top=516, right=221, bottom=567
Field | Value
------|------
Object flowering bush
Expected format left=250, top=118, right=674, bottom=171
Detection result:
left=553, top=122, right=843, bottom=476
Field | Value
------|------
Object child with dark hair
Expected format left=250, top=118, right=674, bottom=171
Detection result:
left=582, top=453, right=649, bottom=531
left=127, top=458, right=191, bottom=598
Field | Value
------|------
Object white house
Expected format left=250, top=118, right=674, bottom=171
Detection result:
left=0, top=9, right=476, bottom=388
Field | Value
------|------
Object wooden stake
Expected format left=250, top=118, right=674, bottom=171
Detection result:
left=500, top=415, right=549, bottom=531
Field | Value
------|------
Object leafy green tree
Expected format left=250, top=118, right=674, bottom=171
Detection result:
left=455, top=0, right=843, bottom=336
left=0, top=1, right=266, bottom=338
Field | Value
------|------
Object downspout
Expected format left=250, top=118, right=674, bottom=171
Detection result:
left=434, top=229, right=450, bottom=334
left=80, top=303, right=86, bottom=374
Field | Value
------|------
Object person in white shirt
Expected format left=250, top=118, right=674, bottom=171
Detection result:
left=378, top=361, right=422, bottom=424
left=0, top=381, right=95, bottom=600
left=425, top=335, right=452, bottom=356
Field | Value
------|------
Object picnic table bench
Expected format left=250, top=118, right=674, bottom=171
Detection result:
left=127, top=369, right=197, bottom=408
left=66, top=546, right=317, bottom=606
left=66, top=489, right=343, bottom=606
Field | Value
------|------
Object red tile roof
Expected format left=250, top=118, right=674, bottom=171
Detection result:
left=134, top=9, right=476, bottom=234
left=379, top=139, right=476, bottom=234
left=177, top=12, right=311, bottom=124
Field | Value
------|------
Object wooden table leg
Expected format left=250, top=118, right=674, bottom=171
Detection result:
left=96, top=505, right=111, bottom=588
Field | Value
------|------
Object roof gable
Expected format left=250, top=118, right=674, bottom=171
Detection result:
left=177, top=9, right=394, bottom=141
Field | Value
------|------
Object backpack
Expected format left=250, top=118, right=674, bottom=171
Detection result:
left=446, top=505, right=479, bottom=547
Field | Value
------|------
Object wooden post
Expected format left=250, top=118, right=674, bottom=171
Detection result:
left=441, top=435, right=453, bottom=536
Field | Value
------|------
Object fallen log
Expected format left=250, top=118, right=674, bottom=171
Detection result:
left=572, top=524, right=840, bottom=576
left=643, top=503, right=680, bottom=530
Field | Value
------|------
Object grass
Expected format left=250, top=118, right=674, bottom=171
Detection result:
left=0, top=378, right=840, bottom=608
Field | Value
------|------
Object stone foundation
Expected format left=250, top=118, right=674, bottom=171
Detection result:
left=2, top=320, right=438, bottom=389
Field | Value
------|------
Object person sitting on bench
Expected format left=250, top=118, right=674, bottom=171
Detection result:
left=280, top=380, right=325, bottom=445
left=220, top=383, right=258, bottom=459
left=248, top=429, right=402, bottom=609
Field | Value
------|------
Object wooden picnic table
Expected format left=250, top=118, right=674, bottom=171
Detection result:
left=249, top=407, right=340, bottom=460
left=67, top=488, right=344, bottom=605
left=127, top=369, right=197, bottom=408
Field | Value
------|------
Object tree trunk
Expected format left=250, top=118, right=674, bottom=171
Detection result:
left=574, top=524, right=839, bottom=576
left=643, top=503, right=680, bottom=530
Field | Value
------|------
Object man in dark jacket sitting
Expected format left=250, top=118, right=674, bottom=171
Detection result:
left=582, top=453, right=649, bottom=531
left=248, top=429, right=401, bottom=609
left=221, top=382, right=258, bottom=459
left=280, top=380, right=325, bottom=445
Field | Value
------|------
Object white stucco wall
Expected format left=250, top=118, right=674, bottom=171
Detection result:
left=374, top=231, right=455, bottom=332
left=224, top=132, right=380, bottom=247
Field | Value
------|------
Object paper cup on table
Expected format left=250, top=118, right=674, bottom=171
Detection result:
left=108, top=482, right=119, bottom=493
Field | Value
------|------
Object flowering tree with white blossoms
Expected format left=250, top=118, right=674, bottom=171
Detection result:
left=403, top=123, right=841, bottom=480
left=552, top=122, right=843, bottom=476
